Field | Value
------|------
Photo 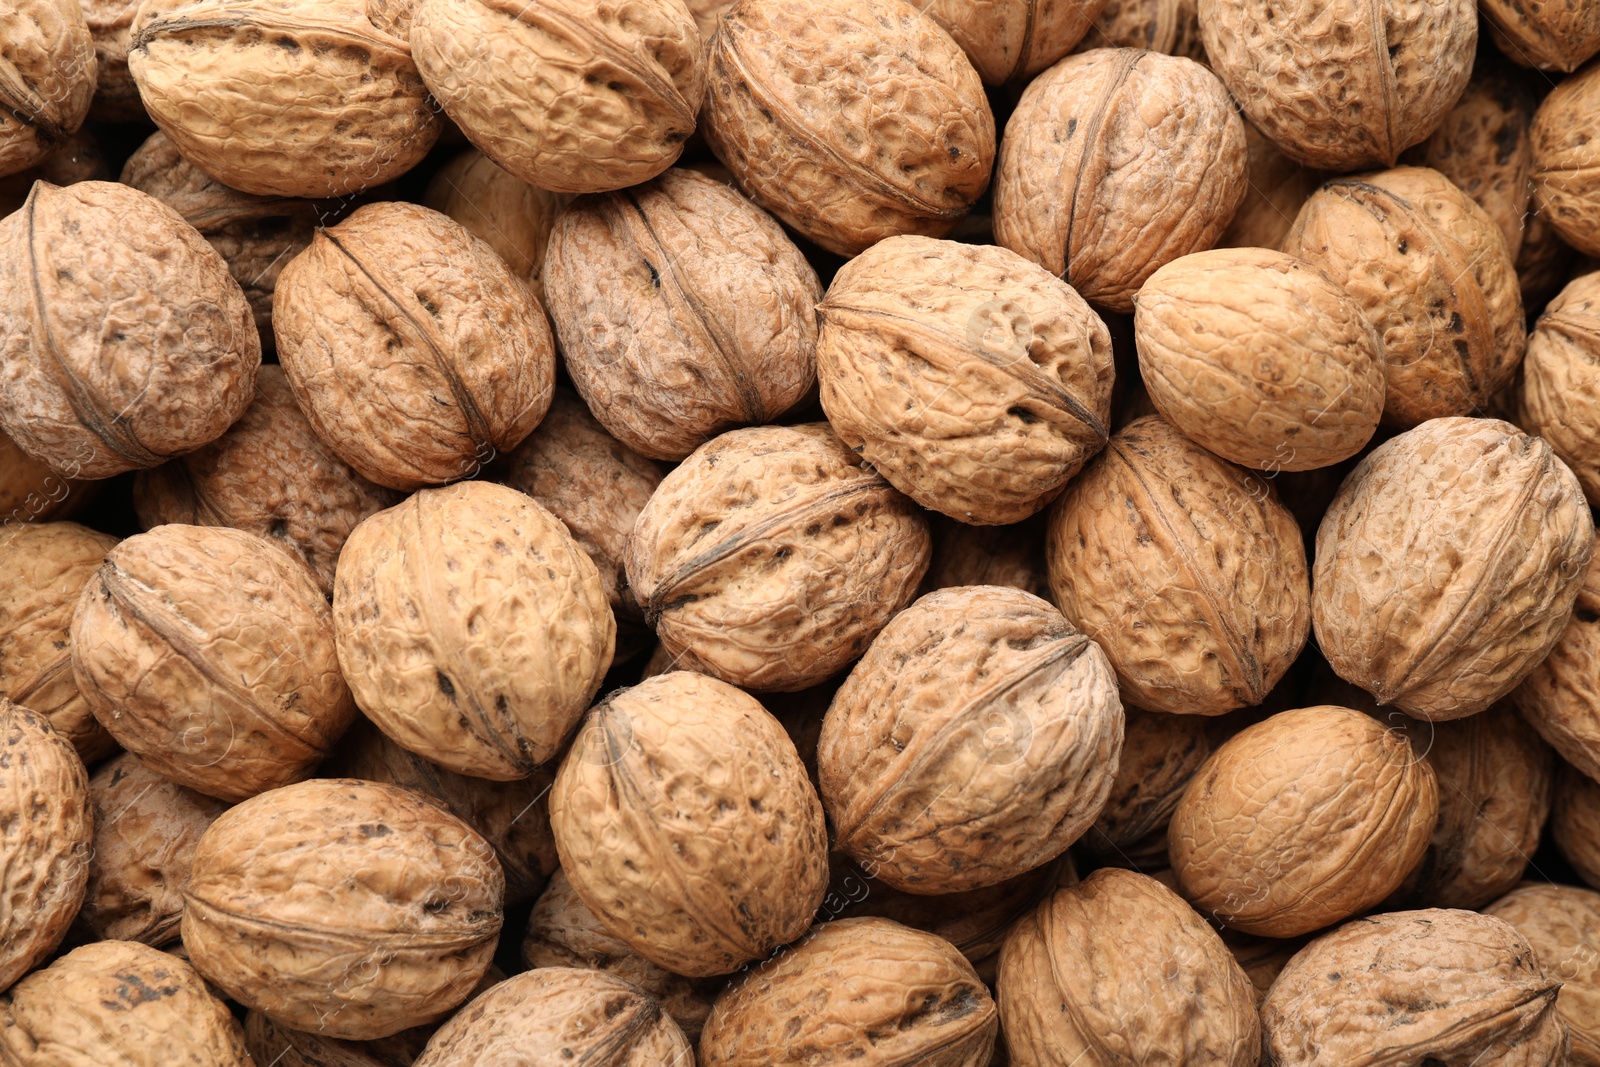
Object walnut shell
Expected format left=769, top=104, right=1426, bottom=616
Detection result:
left=993, top=48, right=1247, bottom=314
left=0, top=429, right=94, bottom=526
left=817, top=235, right=1114, bottom=525
left=0, top=699, right=91, bottom=992
left=0, top=1, right=96, bottom=179
left=916, top=0, right=1106, bottom=84
left=244, top=1011, right=411, bottom=1067
left=1533, top=70, right=1600, bottom=255
left=1517, top=536, right=1600, bottom=781
left=550, top=671, right=829, bottom=977
left=1487, top=883, right=1600, bottom=1065
left=1261, top=909, right=1569, bottom=1066
left=1519, top=206, right=1580, bottom=312
left=0, top=125, right=107, bottom=218
left=699, top=916, right=998, bottom=1066
left=83, top=0, right=143, bottom=121
left=1216, top=121, right=1329, bottom=252
left=996, top=868, right=1259, bottom=1067
left=1556, top=761, right=1600, bottom=890
left=1483, top=0, right=1600, bottom=72
left=333, top=480, right=614, bottom=780
left=625, top=423, right=932, bottom=692
left=0, top=180, right=260, bottom=480
left=1044, top=414, right=1311, bottom=716
left=923, top=513, right=1048, bottom=597
left=1074, top=0, right=1204, bottom=60
left=421, top=148, right=571, bottom=304
left=1519, top=272, right=1600, bottom=508
left=1222, top=929, right=1306, bottom=1004
left=1312, top=417, right=1594, bottom=721
left=1078, top=706, right=1212, bottom=868
left=183, top=778, right=504, bottom=1041
left=544, top=166, right=822, bottom=461
left=702, top=0, right=995, bottom=257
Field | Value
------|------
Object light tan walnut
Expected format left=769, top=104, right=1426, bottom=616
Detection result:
left=1531, top=64, right=1600, bottom=257
left=0, top=0, right=96, bottom=179
left=1519, top=272, right=1600, bottom=507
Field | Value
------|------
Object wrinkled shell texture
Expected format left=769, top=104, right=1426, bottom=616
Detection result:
left=702, top=0, right=996, bottom=256
left=334, top=480, right=614, bottom=780
left=0, top=0, right=96, bottom=179
left=545, top=167, right=822, bottom=461
left=700, top=917, right=998, bottom=1067
left=1218, top=122, right=1328, bottom=252
left=245, top=1009, right=418, bottom=1067
left=0, top=180, right=259, bottom=480
left=1075, top=0, right=1205, bottom=59
left=1487, top=883, right=1600, bottom=1065
left=1283, top=167, right=1526, bottom=428
left=0, top=699, right=91, bottom=993
left=1483, top=0, right=1600, bottom=71
left=1261, top=909, right=1569, bottom=1066
left=1133, top=247, right=1385, bottom=471
left=1079, top=706, right=1211, bottom=866
left=550, top=671, right=829, bottom=977
left=919, top=0, right=1105, bottom=83
left=1313, top=417, right=1594, bottom=721
left=0, top=125, right=106, bottom=218
left=1199, top=0, right=1477, bottom=170
left=1532, top=64, right=1600, bottom=257
left=993, top=48, right=1247, bottom=314
left=83, top=0, right=143, bottom=121
left=997, top=869, right=1259, bottom=1067
left=817, top=236, right=1114, bottom=525
left=1558, top=763, right=1600, bottom=890
left=410, top=0, right=704, bottom=195
left=127, top=0, right=439, bottom=198
left=1520, top=272, right=1600, bottom=507
left=818, top=586, right=1124, bottom=893
left=1518, top=208, right=1577, bottom=311
left=422, top=148, right=572, bottom=302
left=0, top=940, right=252, bottom=1066
left=183, top=778, right=504, bottom=1041
left=71, top=524, right=354, bottom=802
left=924, top=514, right=1047, bottom=596
left=626, top=423, right=932, bottom=692
left=274, top=201, right=555, bottom=492
left=1169, top=706, right=1439, bottom=937
left=1518, top=537, right=1600, bottom=781
left=1044, top=415, right=1311, bottom=716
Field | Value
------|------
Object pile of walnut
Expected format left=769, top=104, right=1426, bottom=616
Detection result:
left=6, top=0, right=1600, bottom=1063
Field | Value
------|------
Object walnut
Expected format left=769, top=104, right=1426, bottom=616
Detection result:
left=0, top=180, right=260, bottom=480
left=1482, top=0, right=1600, bottom=72
left=70, top=524, right=355, bottom=801
left=333, top=480, right=614, bottom=780
left=1555, top=762, right=1600, bottom=891
left=82, top=0, right=143, bottom=121
left=1216, top=121, right=1329, bottom=252
left=1221, top=929, right=1307, bottom=1003
left=422, top=149, right=571, bottom=306
left=543, top=166, right=822, bottom=461
left=1519, top=272, right=1600, bottom=508
left=1074, top=0, right=1205, bottom=60
left=993, top=48, right=1247, bottom=314
left=0, top=428, right=94, bottom=526
left=1044, top=415, right=1311, bottom=716
left=816, top=235, right=1114, bottom=525
left=1530, top=64, right=1600, bottom=257
left=624, top=423, right=931, bottom=692
left=1312, top=417, right=1593, bottom=721
left=1520, top=209, right=1580, bottom=311
left=1078, top=706, right=1213, bottom=870
left=923, top=513, right=1048, bottom=598
left=0, top=125, right=107, bottom=217
left=915, top=0, right=1106, bottom=84
left=0, top=1, right=96, bottom=179
left=702, top=0, right=995, bottom=257
left=997, top=868, right=1259, bottom=1067
left=1487, top=883, right=1600, bottom=1066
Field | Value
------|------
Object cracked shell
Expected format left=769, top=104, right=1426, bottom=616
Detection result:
left=0, top=0, right=96, bottom=179
left=1556, top=762, right=1600, bottom=890
left=1074, top=0, right=1204, bottom=59
left=83, top=0, right=142, bottom=121
left=1517, top=535, right=1600, bottom=781
left=1312, top=417, right=1593, bottom=721
left=1482, top=0, right=1600, bottom=72
left=917, top=0, right=1105, bottom=84
left=1487, top=883, right=1600, bottom=1066
left=422, top=149, right=571, bottom=306
left=1078, top=706, right=1212, bottom=869
left=1532, top=65, right=1600, bottom=257
left=1519, top=272, right=1600, bottom=507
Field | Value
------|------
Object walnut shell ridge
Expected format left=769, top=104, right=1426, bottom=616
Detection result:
left=917, top=0, right=1106, bottom=84
left=1516, top=535, right=1600, bottom=783
left=1520, top=272, right=1600, bottom=507
left=1486, top=882, right=1600, bottom=1066
left=0, top=0, right=97, bottom=179
left=1482, top=0, right=1600, bottom=72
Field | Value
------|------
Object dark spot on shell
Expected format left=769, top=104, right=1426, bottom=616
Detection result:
left=437, top=671, right=456, bottom=698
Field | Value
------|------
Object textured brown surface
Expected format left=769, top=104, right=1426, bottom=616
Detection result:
left=1520, top=272, right=1600, bottom=507
left=1074, top=0, right=1205, bottom=59
left=82, top=0, right=142, bottom=121
left=1488, top=883, right=1600, bottom=1066
left=1516, top=535, right=1600, bottom=782
left=923, top=513, right=1047, bottom=597
left=918, top=0, right=1105, bottom=84
left=1520, top=210, right=1579, bottom=312
left=993, top=48, right=1246, bottom=314
left=1530, top=64, right=1600, bottom=257
left=245, top=1010, right=412, bottom=1067
left=0, top=0, right=96, bottom=179
left=1483, top=0, right=1600, bottom=72
left=422, top=148, right=571, bottom=305
left=0, top=428, right=90, bottom=526
left=1217, top=121, right=1329, bottom=252
left=1222, top=929, right=1307, bottom=1004
left=1079, top=706, right=1212, bottom=868
left=1556, top=762, right=1600, bottom=890
left=0, top=125, right=106, bottom=218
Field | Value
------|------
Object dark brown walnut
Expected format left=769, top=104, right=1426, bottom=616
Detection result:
left=1169, top=706, right=1439, bottom=937
left=1519, top=273, right=1600, bottom=508
left=1134, top=247, right=1386, bottom=471
left=1483, top=0, right=1600, bottom=72
left=0, top=125, right=106, bottom=217
left=1521, top=210, right=1580, bottom=311
left=1530, top=65, right=1600, bottom=257
left=818, top=586, right=1124, bottom=893
left=184, top=778, right=504, bottom=1040
left=1074, top=0, right=1205, bottom=60
left=817, top=235, right=1114, bottom=525
left=0, top=1, right=96, bottom=179
left=544, top=166, right=823, bottom=461
left=625, top=423, right=931, bottom=692
left=0, top=521, right=119, bottom=761
left=1313, top=417, right=1593, bottom=721
left=1045, top=415, right=1311, bottom=716
left=411, top=0, right=704, bottom=195
left=1217, top=121, right=1329, bottom=252
left=701, top=917, right=997, bottom=1067
left=0, top=428, right=94, bottom=526
left=1488, top=883, right=1600, bottom=1066
left=993, top=48, right=1247, bottom=314
left=1199, top=0, right=1477, bottom=170
left=333, top=480, right=614, bottom=780
left=133, top=366, right=400, bottom=597
left=128, top=0, right=439, bottom=198
left=1078, top=706, right=1212, bottom=870
left=1556, top=761, right=1600, bottom=890
left=550, top=671, right=829, bottom=977
left=0, top=180, right=260, bottom=480
left=0, top=699, right=91, bottom=992
left=916, top=0, right=1106, bottom=84
left=1517, top=534, right=1600, bottom=781
left=1261, top=909, right=1569, bottom=1066
left=923, top=513, right=1048, bottom=597
left=702, top=0, right=995, bottom=257
left=997, top=868, right=1258, bottom=1067
left=82, top=0, right=143, bottom=121
left=72, top=524, right=355, bottom=801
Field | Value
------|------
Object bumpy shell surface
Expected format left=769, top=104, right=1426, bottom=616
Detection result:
left=72, top=524, right=354, bottom=801
left=998, top=869, right=1258, bottom=1067
left=422, top=148, right=571, bottom=304
left=818, top=586, right=1124, bottom=893
left=1079, top=706, right=1211, bottom=867
left=1557, top=762, right=1600, bottom=891
left=1169, top=706, right=1439, bottom=937
left=918, top=0, right=1106, bottom=84
left=410, top=0, right=704, bottom=195
left=0, top=180, right=260, bottom=479
left=1217, top=122, right=1329, bottom=252
left=0, top=699, right=90, bottom=992
left=549, top=671, right=830, bottom=977
left=1532, top=65, right=1600, bottom=257
left=1133, top=247, right=1385, bottom=471
left=1487, top=883, right=1600, bottom=1065
left=544, top=166, right=822, bottom=461
left=1518, top=536, right=1600, bottom=780
left=1483, top=0, right=1600, bottom=72
left=700, top=916, right=998, bottom=1066
left=1075, top=0, right=1203, bottom=58
left=924, top=514, right=1047, bottom=596
left=993, top=48, right=1247, bottom=314
left=245, top=1010, right=415, bottom=1067
left=1520, top=272, right=1600, bottom=507
left=1261, top=909, right=1569, bottom=1066
left=702, top=0, right=995, bottom=257
left=183, top=778, right=504, bottom=1040
left=333, top=480, right=614, bottom=780
left=1520, top=209, right=1579, bottom=311
left=128, top=0, right=438, bottom=198
left=817, top=235, right=1114, bottom=525
left=274, top=201, right=555, bottom=492
left=625, top=423, right=932, bottom=692
left=83, top=0, right=142, bottom=121
left=1044, top=415, right=1311, bottom=716
left=0, top=0, right=96, bottom=179
left=1313, top=417, right=1593, bottom=721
